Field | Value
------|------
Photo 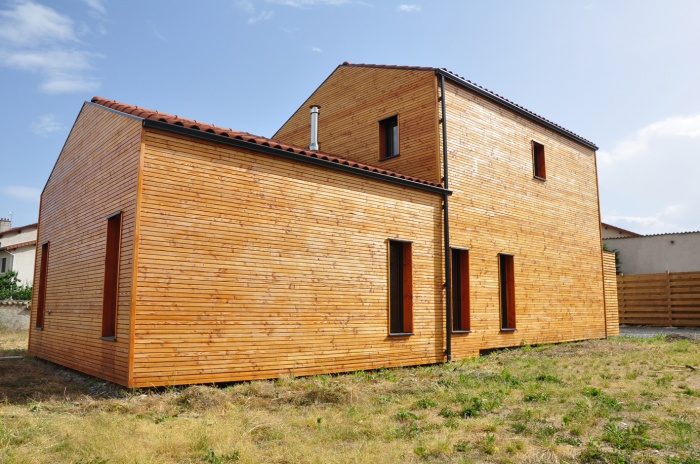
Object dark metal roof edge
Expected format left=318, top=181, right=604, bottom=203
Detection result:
left=435, top=69, right=599, bottom=151
left=143, top=119, right=451, bottom=196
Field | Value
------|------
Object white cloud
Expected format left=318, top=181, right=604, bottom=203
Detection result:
left=0, top=1, right=77, bottom=46
left=235, top=0, right=256, bottom=14
left=599, top=114, right=700, bottom=235
left=398, top=4, right=421, bottom=12
left=311, top=46, right=322, bottom=53
left=31, top=114, right=64, bottom=136
left=83, top=0, right=107, bottom=15
left=248, top=10, right=274, bottom=24
left=3, top=186, right=41, bottom=203
left=0, top=1, right=102, bottom=94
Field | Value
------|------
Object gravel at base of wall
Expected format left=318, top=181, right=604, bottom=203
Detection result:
left=619, top=325, right=700, bottom=340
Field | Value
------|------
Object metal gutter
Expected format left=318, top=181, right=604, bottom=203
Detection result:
left=142, top=119, right=452, bottom=196
left=440, top=74, right=452, bottom=362
left=435, top=69, right=599, bottom=151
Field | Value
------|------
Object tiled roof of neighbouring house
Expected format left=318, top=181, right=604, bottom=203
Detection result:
left=341, top=62, right=598, bottom=150
left=0, top=240, right=36, bottom=251
left=90, top=97, right=441, bottom=188
left=0, top=223, right=37, bottom=238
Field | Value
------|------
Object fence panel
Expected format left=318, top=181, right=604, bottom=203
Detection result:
left=617, top=271, right=700, bottom=326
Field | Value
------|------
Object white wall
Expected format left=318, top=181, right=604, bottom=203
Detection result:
left=0, top=224, right=37, bottom=286
left=604, top=232, right=700, bottom=274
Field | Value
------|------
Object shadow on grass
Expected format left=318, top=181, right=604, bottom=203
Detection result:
left=0, top=346, right=126, bottom=405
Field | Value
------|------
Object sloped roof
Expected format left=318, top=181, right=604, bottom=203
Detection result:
left=0, top=240, right=36, bottom=251
left=0, top=223, right=37, bottom=238
left=341, top=62, right=598, bottom=150
left=601, top=222, right=641, bottom=237
left=90, top=97, right=441, bottom=189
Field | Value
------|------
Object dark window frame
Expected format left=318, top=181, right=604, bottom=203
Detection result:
left=35, top=242, right=49, bottom=329
left=499, top=253, right=516, bottom=331
left=451, top=247, right=471, bottom=333
left=101, top=212, right=122, bottom=340
left=0, top=256, right=6, bottom=273
left=532, top=140, right=546, bottom=180
left=388, top=239, right=413, bottom=335
left=379, top=114, right=399, bottom=160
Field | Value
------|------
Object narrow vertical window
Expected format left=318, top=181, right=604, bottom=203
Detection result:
left=452, top=248, right=470, bottom=332
left=499, top=254, right=516, bottom=330
left=533, top=141, right=546, bottom=180
left=102, top=212, right=122, bottom=339
left=1, top=257, right=6, bottom=273
left=379, top=115, right=399, bottom=159
left=389, top=239, right=412, bottom=334
left=35, top=242, right=49, bottom=329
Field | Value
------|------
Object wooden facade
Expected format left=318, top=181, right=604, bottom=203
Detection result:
left=29, top=63, right=613, bottom=387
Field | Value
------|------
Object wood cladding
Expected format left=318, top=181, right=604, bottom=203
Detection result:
left=28, top=104, right=141, bottom=385
left=443, top=78, right=607, bottom=358
left=602, top=251, right=619, bottom=336
left=32, top=65, right=613, bottom=387
left=131, top=128, right=443, bottom=386
left=617, top=271, right=700, bottom=326
left=274, top=66, right=440, bottom=183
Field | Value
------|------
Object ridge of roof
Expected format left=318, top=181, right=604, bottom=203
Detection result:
left=341, top=62, right=598, bottom=150
left=0, top=223, right=38, bottom=237
left=90, top=97, right=440, bottom=188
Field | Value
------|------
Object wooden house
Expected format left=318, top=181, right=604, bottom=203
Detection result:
left=28, top=63, right=617, bottom=387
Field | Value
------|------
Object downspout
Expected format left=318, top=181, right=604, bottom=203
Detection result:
left=440, top=73, right=452, bottom=362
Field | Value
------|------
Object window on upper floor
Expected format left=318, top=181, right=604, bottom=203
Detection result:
left=533, top=141, right=546, bottom=180
left=388, top=239, right=413, bottom=335
left=379, top=115, right=399, bottom=160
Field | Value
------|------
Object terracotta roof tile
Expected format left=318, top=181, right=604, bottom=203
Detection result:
left=0, top=223, right=38, bottom=238
left=1, top=240, right=36, bottom=251
left=91, top=97, right=440, bottom=188
left=341, top=62, right=597, bottom=149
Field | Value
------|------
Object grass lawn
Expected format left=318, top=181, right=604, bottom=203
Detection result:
left=1, top=327, right=699, bottom=464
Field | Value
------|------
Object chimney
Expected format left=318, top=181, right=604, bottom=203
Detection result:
left=309, top=105, right=320, bottom=151
left=0, top=218, right=10, bottom=233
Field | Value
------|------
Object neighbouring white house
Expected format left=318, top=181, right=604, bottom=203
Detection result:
left=603, top=229, right=700, bottom=274
left=0, top=219, right=38, bottom=287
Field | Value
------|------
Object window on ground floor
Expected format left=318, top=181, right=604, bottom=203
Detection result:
left=389, top=239, right=412, bottom=335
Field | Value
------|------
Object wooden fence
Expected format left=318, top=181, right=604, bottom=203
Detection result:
left=617, top=271, right=700, bottom=326
left=602, top=251, right=619, bottom=336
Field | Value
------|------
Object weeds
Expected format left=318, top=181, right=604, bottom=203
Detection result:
left=1, top=329, right=699, bottom=463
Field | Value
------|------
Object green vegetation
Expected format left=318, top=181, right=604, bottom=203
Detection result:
left=0, top=270, right=32, bottom=300
left=1, top=328, right=699, bottom=463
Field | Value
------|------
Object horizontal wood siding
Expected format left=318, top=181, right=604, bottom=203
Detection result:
left=274, top=66, right=440, bottom=184
left=27, top=104, right=141, bottom=385
left=443, top=80, right=606, bottom=359
left=132, top=129, right=443, bottom=386
left=617, top=271, right=700, bottom=326
left=603, top=250, right=619, bottom=336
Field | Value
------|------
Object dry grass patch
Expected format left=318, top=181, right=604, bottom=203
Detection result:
left=1, top=330, right=700, bottom=463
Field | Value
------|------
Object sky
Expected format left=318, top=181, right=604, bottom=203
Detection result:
left=1, top=0, right=699, bottom=235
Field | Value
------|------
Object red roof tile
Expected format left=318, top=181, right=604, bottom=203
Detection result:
left=0, top=223, right=37, bottom=238
left=1, top=240, right=37, bottom=251
left=341, top=62, right=597, bottom=150
left=90, top=97, right=440, bottom=188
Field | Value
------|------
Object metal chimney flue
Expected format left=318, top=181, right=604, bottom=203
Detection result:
left=309, top=105, right=320, bottom=151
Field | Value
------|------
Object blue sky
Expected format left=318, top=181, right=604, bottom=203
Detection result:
left=1, top=0, right=699, bottom=235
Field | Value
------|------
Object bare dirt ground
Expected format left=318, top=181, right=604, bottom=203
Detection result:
left=620, top=325, right=700, bottom=339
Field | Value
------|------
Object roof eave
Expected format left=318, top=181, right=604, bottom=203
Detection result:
left=435, top=69, right=599, bottom=151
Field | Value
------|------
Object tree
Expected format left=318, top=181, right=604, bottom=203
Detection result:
left=0, top=270, right=32, bottom=300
